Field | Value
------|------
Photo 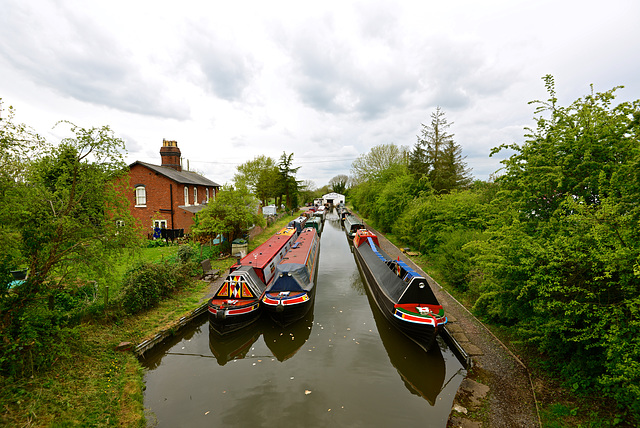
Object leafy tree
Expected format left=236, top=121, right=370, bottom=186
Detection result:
left=350, top=143, right=408, bottom=184
left=14, top=122, right=139, bottom=296
left=192, top=184, right=265, bottom=244
left=328, top=174, right=348, bottom=194
left=233, top=155, right=279, bottom=205
left=0, top=114, right=140, bottom=377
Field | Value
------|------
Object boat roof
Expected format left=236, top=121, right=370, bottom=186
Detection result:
left=278, top=227, right=317, bottom=267
left=357, top=236, right=439, bottom=305
left=239, top=227, right=296, bottom=269
left=216, top=265, right=265, bottom=297
left=345, top=215, right=363, bottom=226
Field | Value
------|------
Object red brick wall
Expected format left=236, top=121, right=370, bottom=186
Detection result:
left=126, top=164, right=217, bottom=237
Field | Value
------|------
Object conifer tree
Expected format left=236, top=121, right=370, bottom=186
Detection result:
left=415, top=107, right=472, bottom=193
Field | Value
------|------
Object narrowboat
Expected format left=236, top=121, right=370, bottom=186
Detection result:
left=208, top=226, right=298, bottom=334
left=262, top=227, right=320, bottom=326
left=304, top=216, right=323, bottom=235
left=313, top=206, right=326, bottom=222
left=352, top=229, right=447, bottom=352
left=344, top=214, right=365, bottom=241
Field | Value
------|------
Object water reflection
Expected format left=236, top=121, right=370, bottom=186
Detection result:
left=264, top=305, right=314, bottom=361
left=142, top=319, right=207, bottom=370
left=208, top=321, right=262, bottom=366
left=366, top=289, right=446, bottom=405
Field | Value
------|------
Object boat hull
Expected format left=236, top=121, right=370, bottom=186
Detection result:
left=263, top=288, right=315, bottom=327
left=208, top=300, right=262, bottom=335
left=353, top=235, right=443, bottom=352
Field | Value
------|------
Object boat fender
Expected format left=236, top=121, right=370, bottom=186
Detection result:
left=276, top=301, right=284, bottom=312
left=216, top=309, right=227, bottom=320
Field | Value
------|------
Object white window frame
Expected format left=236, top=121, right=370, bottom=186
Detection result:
left=135, top=186, right=146, bottom=207
left=184, top=186, right=189, bottom=205
left=206, top=188, right=209, bottom=203
left=194, top=187, right=198, bottom=205
left=154, top=220, right=167, bottom=229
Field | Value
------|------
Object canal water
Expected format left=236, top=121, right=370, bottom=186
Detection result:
left=141, top=213, right=466, bottom=427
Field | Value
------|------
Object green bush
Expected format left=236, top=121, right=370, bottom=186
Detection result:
left=0, top=296, right=81, bottom=377
left=120, top=260, right=193, bottom=314
left=177, top=245, right=195, bottom=263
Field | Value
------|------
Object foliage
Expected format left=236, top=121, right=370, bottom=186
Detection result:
left=328, top=174, right=349, bottom=194
left=276, top=152, right=301, bottom=209
left=350, top=143, right=409, bottom=184
left=0, top=107, right=141, bottom=384
left=120, top=260, right=194, bottom=314
left=233, top=155, right=279, bottom=205
left=177, top=245, right=195, bottom=263
left=14, top=122, right=139, bottom=297
left=191, top=184, right=265, bottom=244
left=411, top=106, right=472, bottom=193
left=0, top=296, right=82, bottom=377
left=478, top=75, right=640, bottom=420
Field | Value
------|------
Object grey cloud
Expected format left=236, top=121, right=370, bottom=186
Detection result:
left=185, top=26, right=257, bottom=102
left=287, top=30, right=419, bottom=120
left=0, top=2, right=189, bottom=119
left=418, top=40, right=520, bottom=110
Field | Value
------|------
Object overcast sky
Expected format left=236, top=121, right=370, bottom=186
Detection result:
left=2, top=0, right=639, bottom=188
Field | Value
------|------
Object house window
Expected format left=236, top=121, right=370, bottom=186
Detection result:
left=115, top=220, right=125, bottom=227
left=135, top=186, right=146, bottom=206
left=206, top=188, right=209, bottom=203
left=154, top=220, right=167, bottom=229
left=184, top=186, right=189, bottom=205
left=194, top=187, right=198, bottom=205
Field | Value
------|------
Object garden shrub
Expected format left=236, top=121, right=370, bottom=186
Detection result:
left=120, top=260, right=193, bottom=314
left=177, top=245, right=195, bottom=263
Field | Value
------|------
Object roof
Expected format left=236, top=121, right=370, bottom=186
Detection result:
left=130, top=161, right=220, bottom=187
left=322, top=192, right=345, bottom=199
left=178, top=204, right=208, bottom=214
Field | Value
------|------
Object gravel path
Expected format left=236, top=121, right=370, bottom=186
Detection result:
left=361, top=220, right=541, bottom=428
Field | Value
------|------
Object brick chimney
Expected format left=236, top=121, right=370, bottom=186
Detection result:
left=160, top=139, right=181, bottom=171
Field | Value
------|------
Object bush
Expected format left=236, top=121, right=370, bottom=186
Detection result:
left=0, top=296, right=81, bottom=377
left=120, top=260, right=193, bottom=314
left=177, top=245, right=195, bottom=263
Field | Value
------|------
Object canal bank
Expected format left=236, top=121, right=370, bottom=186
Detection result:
left=359, top=221, right=541, bottom=428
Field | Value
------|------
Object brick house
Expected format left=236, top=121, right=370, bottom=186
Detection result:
left=126, top=140, right=220, bottom=237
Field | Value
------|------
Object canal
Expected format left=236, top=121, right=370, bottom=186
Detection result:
left=141, top=213, right=466, bottom=427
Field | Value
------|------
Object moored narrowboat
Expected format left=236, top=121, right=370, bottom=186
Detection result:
left=344, top=214, right=365, bottom=241
left=304, top=216, right=323, bottom=235
left=262, top=227, right=321, bottom=326
left=208, top=226, right=298, bottom=334
left=352, top=228, right=447, bottom=352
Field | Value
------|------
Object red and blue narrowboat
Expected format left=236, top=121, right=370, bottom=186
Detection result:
left=262, top=227, right=320, bottom=326
left=208, top=226, right=298, bottom=334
